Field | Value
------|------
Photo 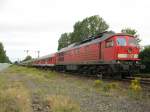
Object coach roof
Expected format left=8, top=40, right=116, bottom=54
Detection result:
left=35, top=53, right=56, bottom=61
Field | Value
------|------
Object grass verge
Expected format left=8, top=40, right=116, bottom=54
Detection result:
left=46, top=95, right=81, bottom=112
left=0, top=68, right=32, bottom=112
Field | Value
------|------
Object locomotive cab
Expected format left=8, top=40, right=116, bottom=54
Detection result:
left=115, top=35, right=140, bottom=61
left=103, top=34, right=143, bottom=76
left=113, top=35, right=144, bottom=75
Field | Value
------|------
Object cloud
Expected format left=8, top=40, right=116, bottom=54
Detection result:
left=0, top=22, right=73, bottom=32
left=0, top=0, right=150, bottom=61
left=0, top=0, right=5, bottom=9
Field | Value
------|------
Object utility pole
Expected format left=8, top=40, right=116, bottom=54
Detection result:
left=17, top=58, right=20, bottom=63
left=37, top=50, right=40, bottom=58
left=24, top=50, right=29, bottom=56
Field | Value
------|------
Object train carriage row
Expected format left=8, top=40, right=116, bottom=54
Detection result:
left=21, top=31, right=144, bottom=78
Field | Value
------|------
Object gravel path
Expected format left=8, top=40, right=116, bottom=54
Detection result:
left=2, top=67, right=150, bottom=112
left=0, top=63, right=11, bottom=71
left=8, top=74, right=51, bottom=112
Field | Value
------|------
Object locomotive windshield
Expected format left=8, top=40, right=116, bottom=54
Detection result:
left=117, top=37, right=126, bottom=46
left=128, top=37, right=138, bottom=46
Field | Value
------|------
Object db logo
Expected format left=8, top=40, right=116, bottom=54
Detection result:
left=128, top=54, right=134, bottom=58
left=128, top=48, right=132, bottom=53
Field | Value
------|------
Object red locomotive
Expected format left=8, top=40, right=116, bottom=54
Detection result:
left=21, top=31, right=144, bottom=78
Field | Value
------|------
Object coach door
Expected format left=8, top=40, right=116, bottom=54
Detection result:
left=99, top=43, right=102, bottom=60
left=103, top=38, right=115, bottom=61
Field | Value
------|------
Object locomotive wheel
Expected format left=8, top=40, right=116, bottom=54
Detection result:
left=121, top=72, right=132, bottom=79
left=101, top=66, right=112, bottom=79
left=113, top=73, right=122, bottom=79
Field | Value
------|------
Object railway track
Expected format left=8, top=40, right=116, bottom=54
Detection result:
left=123, top=77, right=150, bottom=91
left=124, top=77, right=150, bottom=85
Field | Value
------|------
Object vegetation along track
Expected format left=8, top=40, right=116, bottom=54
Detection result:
left=123, top=77, right=150, bottom=90
left=124, top=77, right=150, bottom=84
left=1, top=66, right=150, bottom=112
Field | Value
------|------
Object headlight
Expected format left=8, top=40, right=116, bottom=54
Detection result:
left=118, top=54, right=138, bottom=58
left=118, top=54, right=128, bottom=58
left=134, top=54, right=138, bottom=58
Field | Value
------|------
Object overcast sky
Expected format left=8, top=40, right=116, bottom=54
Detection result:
left=0, top=0, right=150, bottom=61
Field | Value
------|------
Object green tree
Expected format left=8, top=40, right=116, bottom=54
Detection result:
left=58, top=15, right=109, bottom=50
left=58, top=33, right=71, bottom=50
left=71, top=15, right=109, bottom=43
left=121, top=28, right=141, bottom=43
left=0, top=42, right=10, bottom=63
left=139, top=46, right=150, bottom=73
left=23, top=55, right=32, bottom=62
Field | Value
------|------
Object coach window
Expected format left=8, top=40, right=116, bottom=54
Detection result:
left=46, top=59, right=48, bottom=63
left=106, top=40, right=114, bottom=48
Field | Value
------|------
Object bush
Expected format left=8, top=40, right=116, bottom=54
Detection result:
left=46, top=95, right=81, bottom=112
left=108, top=82, right=119, bottom=89
left=103, top=82, right=119, bottom=92
left=128, top=78, right=142, bottom=99
left=129, top=78, right=142, bottom=92
left=103, top=84, right=111, bottom=92
left=93, top=80, right=103, bottom=87
left=139, top=45, right=150, bottom=73
left=93, top=80, right=120, bottom=92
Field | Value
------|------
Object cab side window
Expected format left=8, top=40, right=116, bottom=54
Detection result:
left=106, top=40, right=114, bottom=48
left=58, top=52, right=64, bottom=61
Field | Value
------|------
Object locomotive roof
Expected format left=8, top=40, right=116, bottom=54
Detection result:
left=34, top=53, right=55, bottom=61
left=58, top=32, right=133, bottom=53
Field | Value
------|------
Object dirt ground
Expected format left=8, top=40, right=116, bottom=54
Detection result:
left=0, top=65, right=150, bottom=112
